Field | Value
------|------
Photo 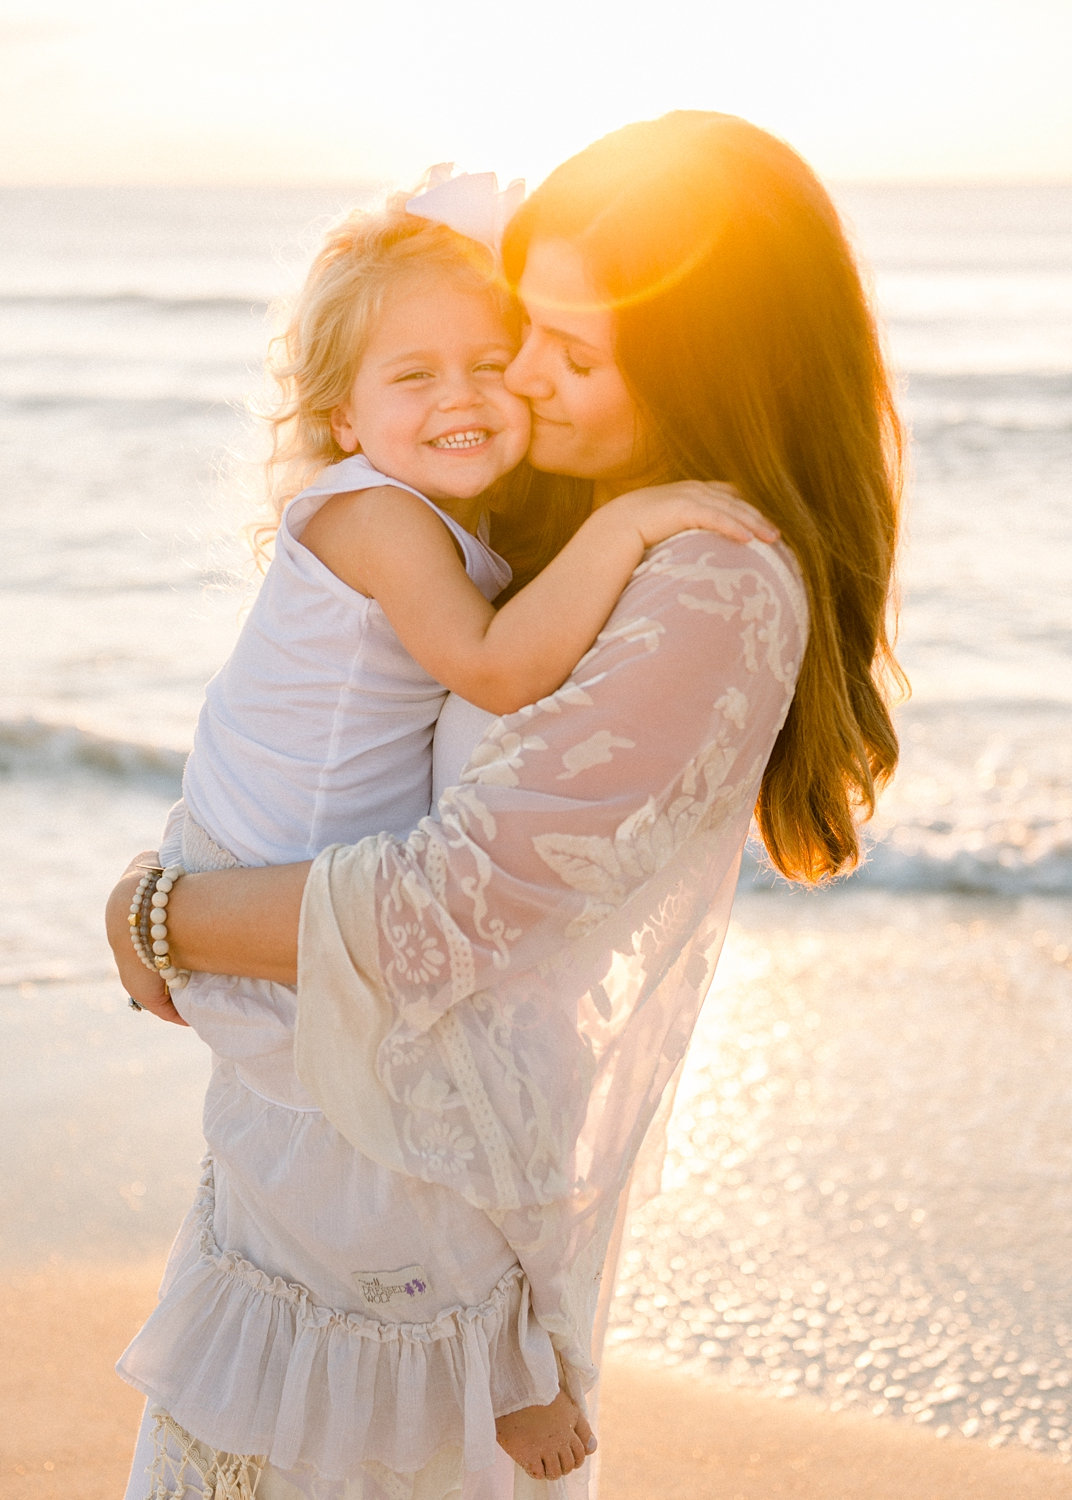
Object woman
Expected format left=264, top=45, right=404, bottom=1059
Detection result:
left=108, top=110, right=903, bottom=1499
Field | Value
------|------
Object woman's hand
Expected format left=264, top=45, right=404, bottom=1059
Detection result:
left=607, top=478, right=779, bottom=548
left=105, top=852, right=189, bottom=1025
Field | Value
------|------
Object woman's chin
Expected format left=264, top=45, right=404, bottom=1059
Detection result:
left=525, top=430, right=578, bottom=476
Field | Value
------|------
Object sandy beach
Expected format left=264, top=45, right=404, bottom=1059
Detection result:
left=3, top=1259, right=1070, bottom=1500
left=5, top=888, right=1072, bottom=1497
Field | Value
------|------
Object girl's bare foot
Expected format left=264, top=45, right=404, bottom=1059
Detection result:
left=495, top=1386, right=597, bottom=1480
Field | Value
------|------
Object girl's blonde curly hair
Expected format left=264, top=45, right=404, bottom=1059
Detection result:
left=251, top=201, right=520, bottom=559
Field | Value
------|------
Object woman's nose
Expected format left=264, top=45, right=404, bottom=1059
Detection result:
left=505, top=336, right=553, bottom=400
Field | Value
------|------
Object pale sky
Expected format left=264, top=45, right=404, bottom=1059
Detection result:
left=3, top=0, right=1070, bottom=188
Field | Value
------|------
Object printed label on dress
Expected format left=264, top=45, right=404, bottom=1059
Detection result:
left=353, top=1264, right=431, bottom=1305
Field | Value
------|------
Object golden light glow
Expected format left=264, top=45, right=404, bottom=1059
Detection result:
left=2, top=0, right=1070, bottom=186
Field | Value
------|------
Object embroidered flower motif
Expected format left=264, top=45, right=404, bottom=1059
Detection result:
left=408, top=1071, right=459, bottom=1114
left=415, top=1121, right=477, bottom=1174
left=467, top=730, right=548, bottom=788
left=556, top=730, right=635, bottom=781
left=391, top=922, right=446, bottom=984
left=440, top=782, right=499, bottom=842
left=382, top=1031, right=432, bottom=1070
left=715, top=686, right=748, bottom=730
left=532, top=732, right=750, bottom=935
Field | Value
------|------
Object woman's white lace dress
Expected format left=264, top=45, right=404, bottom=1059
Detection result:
left=295, top=531, right=808, bottom=1481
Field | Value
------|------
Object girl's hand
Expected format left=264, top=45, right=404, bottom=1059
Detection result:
left=610, top=479, right=779, bottom=549
left=105, top=851, right=189, bottom=1025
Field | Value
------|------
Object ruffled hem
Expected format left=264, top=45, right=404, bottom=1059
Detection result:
left=118, top=1161, right=559, bottom=1478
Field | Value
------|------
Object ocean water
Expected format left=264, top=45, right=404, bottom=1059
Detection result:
left=1, top=183, right=1071, bottom=1459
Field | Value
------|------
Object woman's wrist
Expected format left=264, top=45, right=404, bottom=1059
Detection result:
left=105, top=852, right=188, bottom=1024
left=164, top=862, right=311, bottom=984
left=105, top=852, right=157, bottom=960
left=108, top=854, right=311, bottom=994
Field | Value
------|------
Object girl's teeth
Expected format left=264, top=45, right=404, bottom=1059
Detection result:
left=431, top=430, right=487, bottom=449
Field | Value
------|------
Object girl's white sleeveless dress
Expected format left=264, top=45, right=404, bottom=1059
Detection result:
left=119, top=457, right=563, bottom=1500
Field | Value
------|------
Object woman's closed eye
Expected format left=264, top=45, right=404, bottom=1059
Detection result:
left=564, top=350, right=593, bottom=377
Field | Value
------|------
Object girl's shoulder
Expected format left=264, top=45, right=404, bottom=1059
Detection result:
left=295, top=482, right=453, bottom=601
left=283, top=456, right=419, bottom=534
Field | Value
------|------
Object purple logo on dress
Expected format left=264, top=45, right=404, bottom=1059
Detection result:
left=354, top=1264, right=431, bottom=1305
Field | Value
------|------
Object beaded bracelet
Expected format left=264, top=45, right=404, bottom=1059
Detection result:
left=128, top=868, right=160, bottom=972
left=127, top=863, right=190, bottom=993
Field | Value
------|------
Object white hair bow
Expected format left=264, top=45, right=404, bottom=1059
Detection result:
left=406, top=163, right=525, bottom=256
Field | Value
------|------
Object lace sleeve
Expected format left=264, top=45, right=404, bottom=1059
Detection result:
left=296, top=532, right=805, bottom=1384
left=297, top=530, right=804, bottom=1169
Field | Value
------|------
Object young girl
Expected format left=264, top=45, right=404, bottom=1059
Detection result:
left=119, top=185, right=775, bottom=1500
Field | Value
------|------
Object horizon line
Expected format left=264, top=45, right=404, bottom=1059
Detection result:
left=2, top=174, right=1072, bottom=192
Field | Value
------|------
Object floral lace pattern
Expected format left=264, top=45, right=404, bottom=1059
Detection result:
left=297, top=533, right=807, bottom=1391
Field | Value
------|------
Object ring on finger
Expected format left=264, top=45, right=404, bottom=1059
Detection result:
left=128, top=996, right=144, bottom=1011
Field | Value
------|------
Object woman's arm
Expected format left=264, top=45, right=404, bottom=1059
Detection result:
left=106, top=534, right=804, bottom=1006
left=105, top=856, right=309, bottom=1011
left=308, top=532, right=807, bottom=1022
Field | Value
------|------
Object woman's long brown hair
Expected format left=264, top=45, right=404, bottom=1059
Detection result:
left=503, top=111, right=907, bottom=882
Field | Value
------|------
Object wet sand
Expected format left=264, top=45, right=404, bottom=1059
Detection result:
left=2, top=1261, right=1070, bottom=1500
left=616, top=889, right=1072, bottom=1458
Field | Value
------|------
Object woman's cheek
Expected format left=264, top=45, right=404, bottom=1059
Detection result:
left=526, top=420, right=574, bottom=473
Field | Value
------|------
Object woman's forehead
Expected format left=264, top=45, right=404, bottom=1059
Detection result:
left=517, top=239, right=615, bottom=348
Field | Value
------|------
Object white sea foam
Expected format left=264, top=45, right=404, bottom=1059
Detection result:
left=0, top=716, right=187, bottom=782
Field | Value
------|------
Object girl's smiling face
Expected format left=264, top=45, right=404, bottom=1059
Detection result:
left=331, top=269, right=531, bottom=509
left=504, top=239, right=654, bottom=501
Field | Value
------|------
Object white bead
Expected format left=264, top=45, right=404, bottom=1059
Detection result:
left=164, top=866, right=184, bottom=881
left=151, top=923, right=168, bottom=939
left=153, top=888, right=169, bottom=906
left=150, top=907, right=167, bottom=924
left=152, top=939, right=170, bottom=956
left=156, top=878, right=173, bottom=894
left=169, top=972, right=189, bottom=992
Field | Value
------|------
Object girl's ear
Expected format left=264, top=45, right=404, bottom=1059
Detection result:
left=330, top=402, right=361, bottom=454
